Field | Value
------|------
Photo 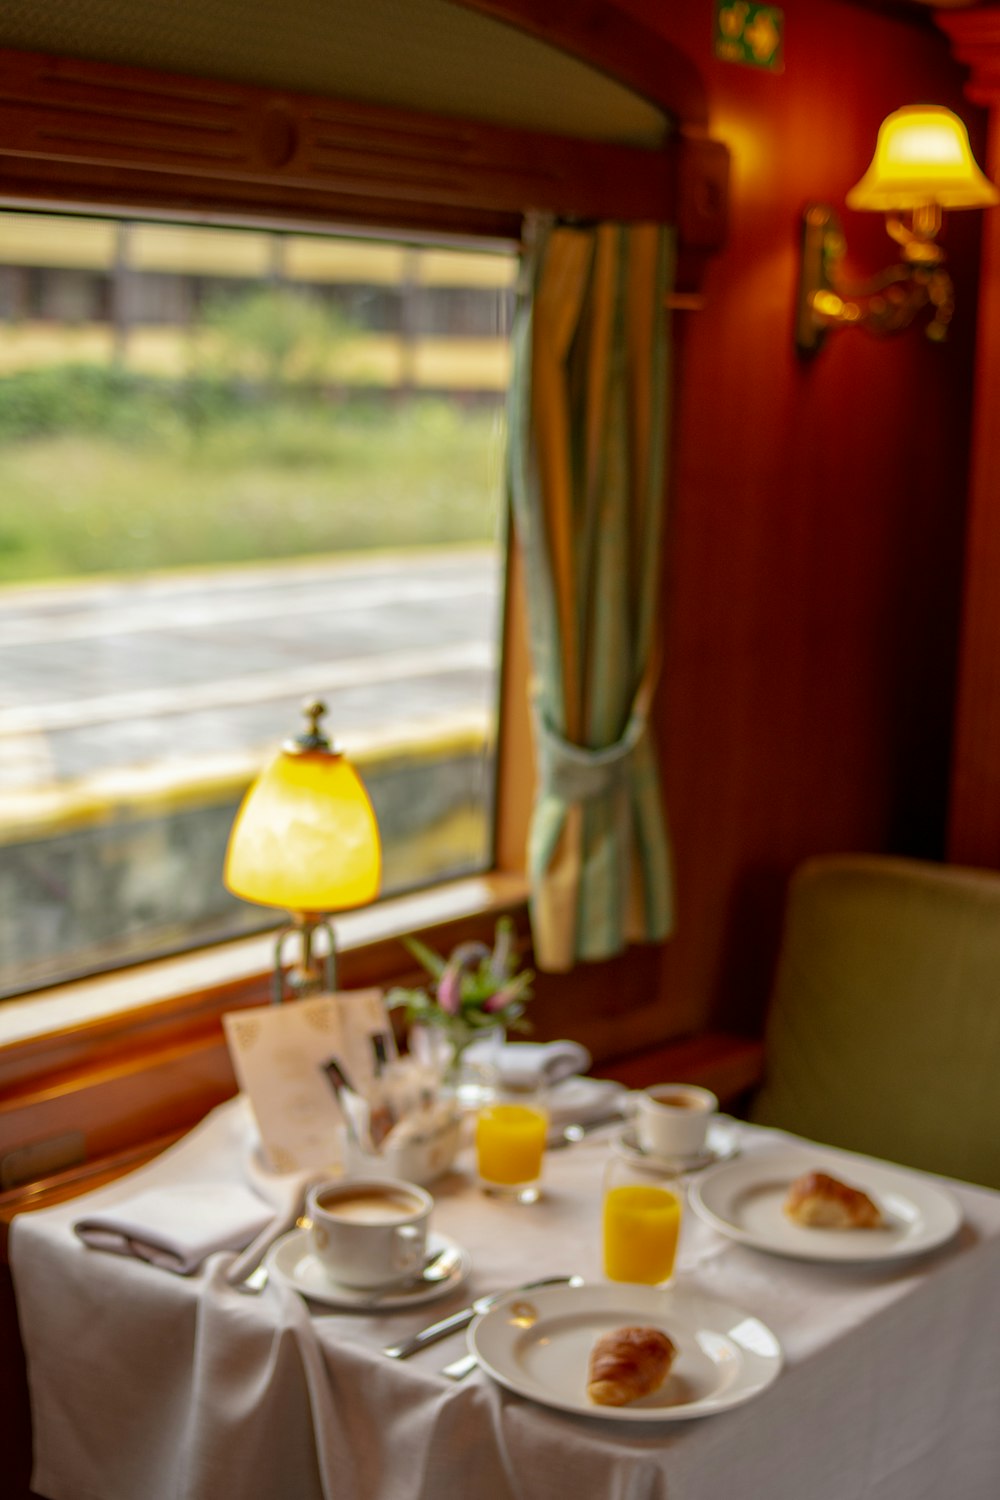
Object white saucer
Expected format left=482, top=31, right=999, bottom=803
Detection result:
left=611, top=1121, right=741, bottom=1176
left=267, top=1228, right=469, bottom=1310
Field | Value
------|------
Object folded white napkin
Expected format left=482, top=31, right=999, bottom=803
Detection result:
left=544, top=1075, right=626, bottom=1130
left=463, top=1039, right=592, bottom=1090
left=74, top=1182, right=274, bottom=1276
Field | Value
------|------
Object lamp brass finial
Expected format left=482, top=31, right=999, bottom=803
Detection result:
left=304, top=698, right=327, bottom=736
left=287, top=698, right=334, bottom=754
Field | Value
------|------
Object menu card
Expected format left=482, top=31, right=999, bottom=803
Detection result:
left=222, top=989, right=394, bottom=1174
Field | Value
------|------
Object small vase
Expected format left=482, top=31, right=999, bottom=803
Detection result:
left=410, top=1022, right=504, bottom=1106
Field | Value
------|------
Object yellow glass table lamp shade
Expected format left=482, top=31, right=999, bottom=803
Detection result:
left=846, top=105, right=998, bottom=212
left=225, top=746, right=381, bottom=915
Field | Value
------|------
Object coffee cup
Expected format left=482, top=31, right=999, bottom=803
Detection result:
left=306, top=1176, right=432, bottom=1289
left=631, top=1083, right=718, bottom=1160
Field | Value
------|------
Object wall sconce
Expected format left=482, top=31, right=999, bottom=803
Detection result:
left=796, top=104, right=998, bottom=354
left=224, top=699, right=381, bottom=1003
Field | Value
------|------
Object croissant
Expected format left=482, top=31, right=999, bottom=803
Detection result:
left=784, top=1169, right=883, bottom=1229
left=587, top=1325, right=677, bottom=1407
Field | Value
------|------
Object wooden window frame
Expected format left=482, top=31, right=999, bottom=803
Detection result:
left=0, top=46, right=728, bottom=274
left=0, top=22, right=728, bottom=1176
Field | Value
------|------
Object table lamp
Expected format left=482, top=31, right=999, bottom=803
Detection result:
left=224, top=699, right=381, bottom=1003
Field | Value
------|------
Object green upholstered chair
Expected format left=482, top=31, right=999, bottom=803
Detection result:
left=749, top=854, right=1000, bottom=1190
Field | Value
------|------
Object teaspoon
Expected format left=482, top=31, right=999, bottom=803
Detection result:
left=357, top=1243, right=463, bottom=1307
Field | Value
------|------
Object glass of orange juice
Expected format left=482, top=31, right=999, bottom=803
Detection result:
left=475, top=1088, right=548, bottom=1204
left=602, top=1158, right=683, bottom=1284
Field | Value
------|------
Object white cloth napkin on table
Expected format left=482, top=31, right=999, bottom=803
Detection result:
left=464, top=1038, right=592, bottom=1089
left=74, top=1180, right=274, bottom=1275
left=544, top=1074, right=625, bottom=1129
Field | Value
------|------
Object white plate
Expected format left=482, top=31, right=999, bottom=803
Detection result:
left=470, top=1281, right=782, bottom=1421
left=267, top=1228, right=469, bottom=1310
left=611, top=1121, right=741, bottom=1176
left=690, top=1148, right=962, bottom=1262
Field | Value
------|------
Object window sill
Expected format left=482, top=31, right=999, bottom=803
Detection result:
left=0, top=871, right=530, bottom=1183
left=0, top=871, right=530, bottom=1051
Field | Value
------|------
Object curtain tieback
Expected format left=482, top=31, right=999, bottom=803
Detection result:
left=537, top=711, right=647, bottom=803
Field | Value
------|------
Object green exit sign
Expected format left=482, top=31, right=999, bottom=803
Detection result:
left=715, top=2, right=784, bottom=72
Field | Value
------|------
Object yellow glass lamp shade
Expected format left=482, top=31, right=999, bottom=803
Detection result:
left=224, top=747, right=381, bottom=915
left=846, top=105, right=999, bottom=212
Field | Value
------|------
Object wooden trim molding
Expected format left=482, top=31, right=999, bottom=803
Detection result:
left=0, top=48, right=728, bottom=262
left=938, top=9, right=1000, bottom=108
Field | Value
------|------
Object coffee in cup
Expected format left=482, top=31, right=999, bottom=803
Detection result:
left=632, top=1083, right=718, bottom=1160
left=306, top=1177, right=432, bottom=1288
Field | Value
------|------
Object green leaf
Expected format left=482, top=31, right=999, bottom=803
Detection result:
left=403, top=935, right=447, bottom=981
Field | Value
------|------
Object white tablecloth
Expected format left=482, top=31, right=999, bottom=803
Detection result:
left=11, top=1097, right=1000, bottom=1500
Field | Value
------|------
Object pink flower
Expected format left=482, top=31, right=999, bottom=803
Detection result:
left=437, top=963, right=462, bottom=1015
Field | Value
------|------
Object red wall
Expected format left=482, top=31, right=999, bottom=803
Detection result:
left=610, top=2, right=984, bottom=1039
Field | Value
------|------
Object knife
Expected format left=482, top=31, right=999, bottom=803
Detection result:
left=381, top=1274, right=578, bottom=1360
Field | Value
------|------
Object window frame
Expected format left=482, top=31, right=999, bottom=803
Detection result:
left=0, top=31, right=727, bottom=1177
left=0, top=204, right=519, bottom=1002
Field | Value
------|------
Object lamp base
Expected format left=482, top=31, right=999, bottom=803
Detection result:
left=273, top=914, right=337, bottom=1003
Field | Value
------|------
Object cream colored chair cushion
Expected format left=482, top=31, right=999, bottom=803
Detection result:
left=749, top=854, right=1000, bottom=1189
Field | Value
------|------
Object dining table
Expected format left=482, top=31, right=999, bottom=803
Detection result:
left=10, top=1092, right=1000, bottom=1500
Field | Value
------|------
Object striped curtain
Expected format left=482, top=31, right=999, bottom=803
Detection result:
left=507, top=219, right=676, bottom=971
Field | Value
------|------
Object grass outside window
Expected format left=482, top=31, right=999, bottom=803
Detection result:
left=0, top=220, right=517, bottom=998
left=0, top=390, right=505, bottom=583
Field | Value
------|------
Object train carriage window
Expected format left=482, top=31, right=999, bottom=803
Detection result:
left=0, top=210, right=516, bottom=999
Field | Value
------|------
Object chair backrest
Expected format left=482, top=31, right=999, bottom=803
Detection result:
left=749, top=854, right=1000, bottom=1189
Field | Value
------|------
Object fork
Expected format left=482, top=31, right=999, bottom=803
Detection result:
left=441, top=1352, right=479, bottom=1380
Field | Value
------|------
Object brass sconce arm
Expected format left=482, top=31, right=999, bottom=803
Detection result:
left=796, top=203, right=954, bottom=354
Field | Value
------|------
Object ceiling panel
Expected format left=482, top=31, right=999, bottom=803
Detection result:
left=0, top=0, right=668, bottom=146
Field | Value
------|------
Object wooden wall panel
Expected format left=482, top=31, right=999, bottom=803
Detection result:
left=938, top=10, right=1000, bottom=868
left=607, top=1, right=984, bottom=1042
